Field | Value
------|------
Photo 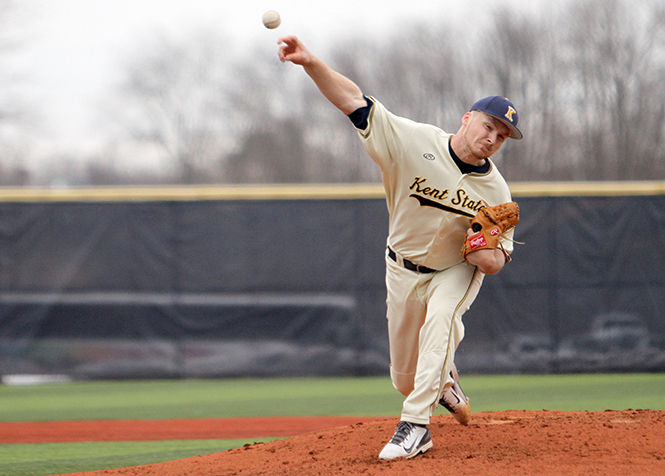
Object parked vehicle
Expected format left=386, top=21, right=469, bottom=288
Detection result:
left=557, top=312, right=657, bottom=372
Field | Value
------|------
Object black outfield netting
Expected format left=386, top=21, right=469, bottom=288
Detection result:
left=1, top=194, right=664, bottom=378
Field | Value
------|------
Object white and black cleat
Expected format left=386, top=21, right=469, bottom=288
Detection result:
left=379, top=421, right=433, bottom=460
left=439, top=363, right=471, bottom=425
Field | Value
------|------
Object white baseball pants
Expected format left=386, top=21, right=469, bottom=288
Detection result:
left=384, top=251, right=484, bottom=425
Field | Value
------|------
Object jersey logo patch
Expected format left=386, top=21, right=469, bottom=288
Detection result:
left=423, top=153, right=436, bottom=161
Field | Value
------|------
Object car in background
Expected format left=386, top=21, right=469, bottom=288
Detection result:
left=482, top=333, right=556, bottom=374
left=588, top=312, right=651, bottom=350
left=557, top=312, right=658, bottom=372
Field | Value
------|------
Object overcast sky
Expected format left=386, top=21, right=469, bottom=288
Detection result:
left=11, top=0, right=541, bottom=156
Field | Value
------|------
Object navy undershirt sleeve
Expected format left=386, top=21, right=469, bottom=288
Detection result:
left=347, top=96, right=374, bottom=130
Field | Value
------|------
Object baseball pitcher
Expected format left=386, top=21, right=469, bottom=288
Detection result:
left=278, top=35, right=521, bottom=461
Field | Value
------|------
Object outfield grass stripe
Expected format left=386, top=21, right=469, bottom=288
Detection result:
left=1, top=375, right=663, bottom=423
left=0, top=439, right=276, bottom=476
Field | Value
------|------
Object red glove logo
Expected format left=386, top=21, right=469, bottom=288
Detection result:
left=468, top=233, right=487, bottom=250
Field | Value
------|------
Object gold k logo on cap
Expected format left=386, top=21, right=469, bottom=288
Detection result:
left=505, top=105, right=516, bottom=123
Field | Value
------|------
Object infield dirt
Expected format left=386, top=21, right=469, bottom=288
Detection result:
left=11, top=410, right=665, bottom=475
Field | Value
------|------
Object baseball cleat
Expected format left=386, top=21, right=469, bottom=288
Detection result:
left=439, top=363, right=471, bottom=425
left=378, top=421, right=433, bottom=460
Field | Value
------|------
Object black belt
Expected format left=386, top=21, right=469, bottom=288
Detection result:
left=387, top=247, right=438, bottom=274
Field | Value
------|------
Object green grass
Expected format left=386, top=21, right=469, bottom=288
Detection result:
left=1, top=374, right=664, bottom=475
left=0, top=439, right=276, bottom=476
left=2, top=374, right=663, bottom=423
left=461, top=373, right=665, bottom=411
left=0, top=377, right=402, bottom=422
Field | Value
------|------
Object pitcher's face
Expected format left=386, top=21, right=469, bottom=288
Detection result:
left=460, top=111, right=509, bottom=160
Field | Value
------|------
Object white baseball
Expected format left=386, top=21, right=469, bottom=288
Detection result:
left=262, top=10, right=281, bottom=29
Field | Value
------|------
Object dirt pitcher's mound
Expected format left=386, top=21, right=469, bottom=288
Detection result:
left=67, top=410, right=664, bottom=476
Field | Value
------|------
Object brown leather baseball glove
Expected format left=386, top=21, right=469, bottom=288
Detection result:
left=462, top=201, right=520, bottom=261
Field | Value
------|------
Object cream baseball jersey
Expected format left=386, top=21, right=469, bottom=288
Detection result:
left=355, top=97, right=514, bottom=271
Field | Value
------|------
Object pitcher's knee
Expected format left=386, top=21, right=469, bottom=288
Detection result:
left=390, top=368, right=415, bottom=396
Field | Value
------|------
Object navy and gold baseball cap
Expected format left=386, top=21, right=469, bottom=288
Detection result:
left=470, top=96, right=523, bottom=140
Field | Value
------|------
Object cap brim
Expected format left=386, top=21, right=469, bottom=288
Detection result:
left=495, top=116, right=523, bottom=140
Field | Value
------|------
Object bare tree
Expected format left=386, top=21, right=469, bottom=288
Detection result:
left=474, top=6, right=571, bottom=180
left=416, top=0, right=665, bottom=181
left=104, top=30, right=238, bottom=183
left=558, top=0, right=665, bottom=179
left=221, top=46, right=329, bottom=183
left=299, top=22, right=474, bottom=183
left=103, top=34, right=332, bottom=184
left=94, top=0, right=665, bottom=185
left=280, top=0, right=665, bottom=183
left=0, top=0, right=39, bottom=185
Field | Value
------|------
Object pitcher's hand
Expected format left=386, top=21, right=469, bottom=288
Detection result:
left=278, top=36, right=314, bottom=67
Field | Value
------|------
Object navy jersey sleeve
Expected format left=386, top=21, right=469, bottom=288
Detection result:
left=347, top=96, right=374, bottom=130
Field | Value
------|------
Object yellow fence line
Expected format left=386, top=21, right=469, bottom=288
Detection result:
left=509, top=180, right=665, bottom=197
left=0, top=184, right=385, bottom=202
left=0, top=181, right=664, bottom=202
